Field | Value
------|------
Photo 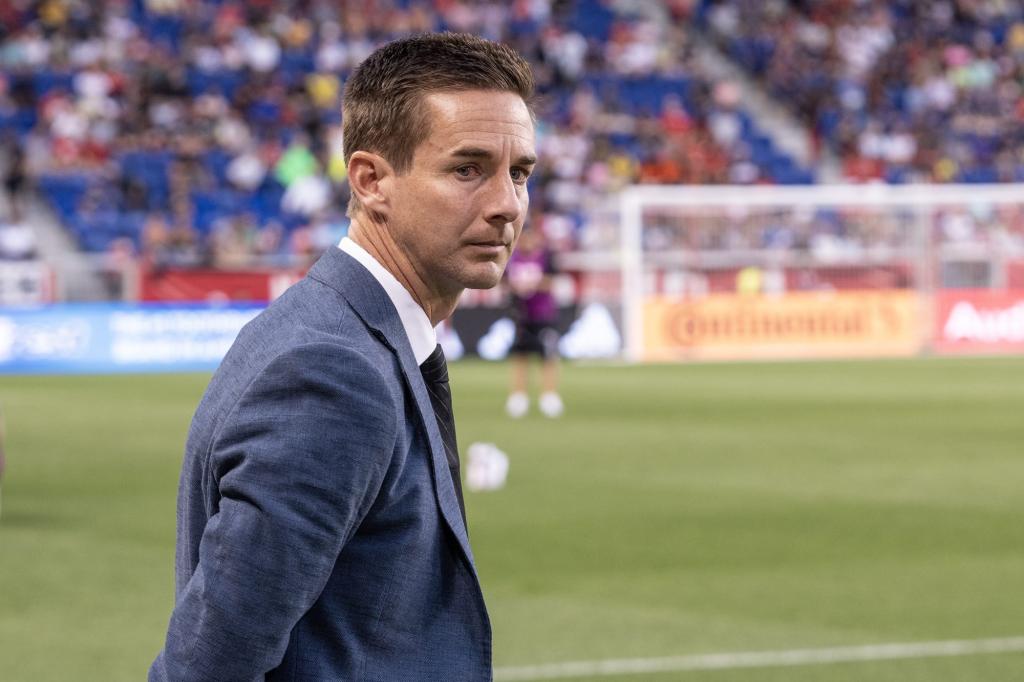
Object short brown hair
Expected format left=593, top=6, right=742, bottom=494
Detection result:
left=342, top=32, right=534, bottom=210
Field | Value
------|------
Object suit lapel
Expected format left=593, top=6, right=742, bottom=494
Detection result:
left=307, top=248, right=476, bottom=567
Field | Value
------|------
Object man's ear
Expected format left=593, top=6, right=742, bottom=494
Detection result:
left=347, top=151, right=395, bottom=218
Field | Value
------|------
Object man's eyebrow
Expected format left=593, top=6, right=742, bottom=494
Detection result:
left=450, top=147, right=537, bottom=166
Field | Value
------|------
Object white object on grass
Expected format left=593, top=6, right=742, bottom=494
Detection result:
left=505, top=392, right=528, bottom=419
left=466, top=442, right=509, bottom=492
left=539, top=392, right=564, bottom=418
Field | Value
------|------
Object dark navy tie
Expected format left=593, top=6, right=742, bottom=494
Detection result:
left=420, top=344, right=466, bottom=525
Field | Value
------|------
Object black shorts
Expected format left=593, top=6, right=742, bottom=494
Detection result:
left=510, top=321, right=560, bottom=359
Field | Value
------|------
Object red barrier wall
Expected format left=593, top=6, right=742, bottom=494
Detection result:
left=140, top=268, right=305, bottom=302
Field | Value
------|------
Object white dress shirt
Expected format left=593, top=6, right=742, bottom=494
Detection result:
left=338, top=237, right=437, bottom=365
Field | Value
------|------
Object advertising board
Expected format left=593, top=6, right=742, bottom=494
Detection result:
left=0, top=298, right=621, bottom=375
left=934, top=290, right=1024, bottom=354
left=0, top=304, right=263, bottom=374
left=643, top=291, right=922, bottom=361
left=140, top=268, right=305, bottom=302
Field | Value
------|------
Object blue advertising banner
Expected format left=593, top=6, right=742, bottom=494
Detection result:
left=0, top=303, right=264, bottom=375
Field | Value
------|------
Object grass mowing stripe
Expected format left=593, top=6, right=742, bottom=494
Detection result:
left=494, top=637, right=1024, bottom=680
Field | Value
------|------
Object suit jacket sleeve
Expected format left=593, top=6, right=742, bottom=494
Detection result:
left=151, top=342, right=398, bottom=681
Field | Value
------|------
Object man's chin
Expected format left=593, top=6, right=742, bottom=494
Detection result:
left=461, top=265, right=505, bottom=291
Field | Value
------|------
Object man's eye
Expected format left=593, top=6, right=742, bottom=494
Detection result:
left=455, top=165, right=480, bottom=178
left=511, top=168, right=531, bottom=182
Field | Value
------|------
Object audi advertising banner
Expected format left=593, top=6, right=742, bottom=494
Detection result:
left=935, top=290, right=1024, bottom=355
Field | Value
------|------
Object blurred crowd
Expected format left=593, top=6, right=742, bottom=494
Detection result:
left=642, top=203, right=1024, bottom=264
left=700, top=0, right=1024, bottom=184
left=2, top=0, right=1022, bottom=269
left=0, top=0, right=809, bottom=266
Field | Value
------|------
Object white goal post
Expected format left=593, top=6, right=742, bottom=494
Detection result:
left=617, top=183, right=1024, bottom=362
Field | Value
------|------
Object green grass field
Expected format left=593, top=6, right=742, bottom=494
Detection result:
left=1, top=357, right=1023, bottom=681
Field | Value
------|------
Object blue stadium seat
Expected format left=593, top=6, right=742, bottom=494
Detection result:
left=32, top=70, right=74, bottom=97
left=38, top=173, right=94, bottom=221
left=190, top=189, right=249, bottom=234
left=202, top=149, right=233, bottom=185
left=569, top=0, right=615, bottom=41
left=186, top=68, right=245, bottom=98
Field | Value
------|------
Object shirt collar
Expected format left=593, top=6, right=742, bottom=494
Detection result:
left=338, top=237, right=437, bottom=365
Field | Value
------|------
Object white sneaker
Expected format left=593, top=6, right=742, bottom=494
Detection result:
left=539, top=392, right=564, bottom=418
left=505, top=392, right=528, bottom=418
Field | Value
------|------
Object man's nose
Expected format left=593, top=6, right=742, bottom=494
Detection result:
left=484, top=172, right=522, bottom=226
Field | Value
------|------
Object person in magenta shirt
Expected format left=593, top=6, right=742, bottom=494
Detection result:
left=504, top=226, right=563, bottom=418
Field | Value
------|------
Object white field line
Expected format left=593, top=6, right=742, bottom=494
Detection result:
left=494, top=636, right=1024, bottom=681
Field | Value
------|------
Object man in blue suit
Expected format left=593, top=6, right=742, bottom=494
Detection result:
left=151, top=33, right=537, bottom=681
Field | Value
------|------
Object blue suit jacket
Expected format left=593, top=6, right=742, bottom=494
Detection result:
left=151, top=248, right=492, bottom=681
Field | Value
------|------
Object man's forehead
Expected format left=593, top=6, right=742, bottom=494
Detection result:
left=423, top=90, right=535, bottom=149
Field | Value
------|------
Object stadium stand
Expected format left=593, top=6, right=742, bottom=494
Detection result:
left=0, top=0, right=809, bottom=268
left=697, top=0, right=1024, bottom=184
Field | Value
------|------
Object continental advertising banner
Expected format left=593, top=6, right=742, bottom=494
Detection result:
left=0, top=304, right=263, bottom=374
left=935, top=290, right=1024, bottom=354
left=643, top=291, right=922, bottom=361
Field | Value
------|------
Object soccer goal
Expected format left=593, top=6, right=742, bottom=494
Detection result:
left=606, top=183, right=1024, bottom=362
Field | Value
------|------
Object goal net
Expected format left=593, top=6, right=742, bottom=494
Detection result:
left=566, top=184, right=1024, bottom=362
